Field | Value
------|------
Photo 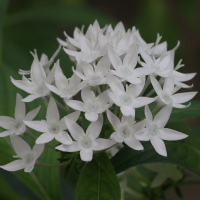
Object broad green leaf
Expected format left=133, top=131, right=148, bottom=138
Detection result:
left=0, top=0, right=9, bottom=67
left=76, top=152, right=121, bottom=200
left=168, top=101, right=200, bottom=122
left=111, top=124, right=200, bottom=177
left=0, top=65, right=61, bottom=200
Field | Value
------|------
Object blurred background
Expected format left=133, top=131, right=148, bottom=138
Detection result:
left=0, top=0, right=200, bottom=199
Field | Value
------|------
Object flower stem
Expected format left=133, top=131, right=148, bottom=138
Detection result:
left=35, top=160, right=71, bottom=168
left=41, top=97, right=48, bottom=108
left=25, top=129, right=55, bottom=149
left=140, top=75, right=150, bottom=96
left=146, top=89, right=155, bottom=97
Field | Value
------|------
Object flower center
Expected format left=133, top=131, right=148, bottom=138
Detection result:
left=14, top=122, right=23, bottom=129
left=120, top=67, right=133, bottom=77
left=161, top=92, right=172, bottom=104
left=148, top=124, right=159, bottom=137
left=120, top=125, right=131, bottom=138
left=89, top=74, right=102, bottom=86
left=120, top=94, right=132, bottom=106
left=36, top=86, right=49, bottom=96
left=80, top=137, right=93, bottom=149
left=22, top=152, right=35, bottom=164
left=87, top=101, right=99, bottom=113
left=48, top=125, right=60, bottom=134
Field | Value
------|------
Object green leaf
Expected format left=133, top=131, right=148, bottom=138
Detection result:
left=0, top=65, right=61, bottom=200
left=76, top=152, right=121, bottom=200
left=169, top=101, right=200, bottom=122
left=0, top=0, right=9, bottom=67
left=111, top=124, right=200, bottom=177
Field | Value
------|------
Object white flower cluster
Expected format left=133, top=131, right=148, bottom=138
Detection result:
left=0, top=21, right=197, bottom=172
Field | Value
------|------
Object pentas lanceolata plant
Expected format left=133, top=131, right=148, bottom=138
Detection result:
left=0, top=21, right=197, bottom=174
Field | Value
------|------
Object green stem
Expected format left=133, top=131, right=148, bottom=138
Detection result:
left=35, top=160, right=71, bottom=168
left=54, top=98, right=69, bottom=113
left=146, top=89, right=155, bottom=97
left=140, top=75, right=150, bottom=96
left=41, top=97, right=48, bottom=108
left=25, top=129, right=55, bottom=149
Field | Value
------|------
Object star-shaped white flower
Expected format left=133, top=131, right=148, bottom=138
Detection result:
left=45, top=62, right=87, bottom=100
left=56, top=114, right=116, bottom=162
left=0, top=93, right=40, bottom=137
left=11, top=56, right=57, bottom=102
left=150, top=74, right=197, bottom=108
left=107, top=73, right=157, bottom=116
left=139, top=47, right=185, bottom=78
left=24, top=97, right=80, bottom=145
left=0, top=136, right=44, bottom=172
left=107, top=109, right=145, bottom=150
left=19, top=45, right=61, bottom=76
left=66, top=86, right=111, bottom=121
left=73, top=54, right=111, bottom=86
left=108, top=45, right=153, bottom=84
left=135, top=104, right=188, bottom=156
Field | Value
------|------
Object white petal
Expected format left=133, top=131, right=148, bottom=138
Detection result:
left=127, top=78, right=142, bottom=84
left=150, top=138, right=167, bottom=157
left=15, top=93, right=26, bottom=120
left=0, top=117, right=15, bottom=129
left=160, top=128, right=188, bottom=141
left=56, top=142, right=81, bottom=152
left=66, top=100, right=86, bottom=112
left=111, top=132, right=124, bottom=143
left=173, top=92, right=197, bottom=104
left=97, top=90, right=110, bottom=104
left=66, top=111, right=80, bottom=122
left=106, top=73, right=124, bottom=95
left=163, top=76, right=174, bottom=94
left=123, top=44, right=138, bottom=68
left=86, top=114, right=103, bottom=139
left=85, top=112, right=98, bottom=122
left=45, top=83, right=60, bottom=96
left=107, top=109, right=120, bottom=131
left=108, top=46, right=122, bottom=70
left=93, top=138, right=116, bottom=151
left=65, top=117, right=85, bottom=141
left=36, top=133, right=54, bottom=144
left=80, top=149, right=93, bottom=161
left=11, top=77, right=35, bottom=94
left=33, top=144, right=44, bottom=159
left=124, top=137, right=144, bottom=150
left=96, top=54, right=111, bottom=74
left=133, top=97, right=157, bottom=108
left=139, top=48, right=153, bottom=64
left=145, top=105, right=153, bottom=122
left=0, top=130, right=12, bottom=137
left=134, top=129, right=150, bottom=141
left=24, top=121, right=47, bottom=132
left=150, top=75, right=162, bottom=95
left=25, top=106, right=41, bottom=121
left=55, top=131, right=73, bottom=145
left=0, top=160, right=25, bottom=171
left=22, top=95, right=39, bottom=102
left=63, top=48, right=82, bottom=58
left=154, top=104, right=173, bottom=128
left=24, top=164, right=35, bottom=173
left=80, top=61, right=93, bottom=77
left=121, top=106, right=135, bottom=116
left=173, top=103, right=191, bottom=108
left=47, top=97, right=60, bottom=123
left=132, top=120, right=146, bottom=133
left=10, top=135, right=31, bottom=155
left=81, top=86, right=93, bottom=104
left=46, top=61, right=57, bottom=84
left=79, top=34, right=91, bottom=54
left=109, top=92, right=121, bottom=107
left=73, top=68, right=87, bottom=80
